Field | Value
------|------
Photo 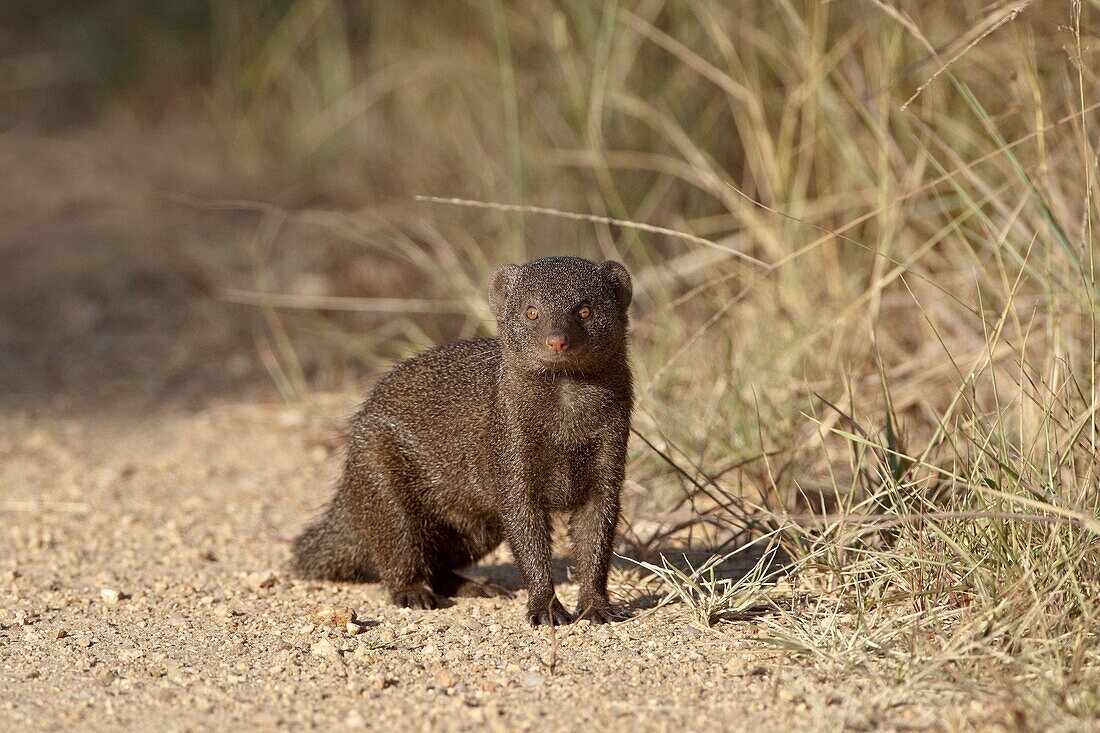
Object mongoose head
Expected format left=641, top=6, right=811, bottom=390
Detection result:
left=489, top=256, right=632, bottom=375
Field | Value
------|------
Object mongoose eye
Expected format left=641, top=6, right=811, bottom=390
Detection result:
left=578, top=306, right=591, bottom=320
left=526, top=306, right=539, bottom=320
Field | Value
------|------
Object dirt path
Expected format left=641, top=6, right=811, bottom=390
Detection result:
left=0, top=130, right=1006, bottom=732
left=2, top=397, right=939, bottom=733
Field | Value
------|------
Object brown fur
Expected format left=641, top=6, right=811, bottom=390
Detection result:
left=292, top=256, right=633, bottom=626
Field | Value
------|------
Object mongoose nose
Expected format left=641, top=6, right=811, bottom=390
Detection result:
left=545, top=334, right=569, bottom=353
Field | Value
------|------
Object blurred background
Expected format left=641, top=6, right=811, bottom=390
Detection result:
left=2, top=0, right=1098, bottom=522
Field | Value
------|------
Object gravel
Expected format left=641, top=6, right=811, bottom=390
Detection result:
left=0, top=396, right=1008, bottom=732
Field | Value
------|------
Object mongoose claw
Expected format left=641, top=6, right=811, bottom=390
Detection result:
left=391, top=586, right=442, bottom=610
left=526, top=598, right=574, bottom=627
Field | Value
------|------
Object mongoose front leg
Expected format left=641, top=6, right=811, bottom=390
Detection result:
left=568, top=433, right=627, bottom=622
left=501, top=499, right=571, bottom=627
left=569, top=488, right=621, bottom=623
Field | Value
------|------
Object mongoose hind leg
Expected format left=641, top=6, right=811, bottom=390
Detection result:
left=390, top=584, right=440, bottom=610
left=350, top=435, right=443, bottom=609
left=372, top=527, right=440, bottom=610
left=432, top=571, right=513, bottom=599
left=427, top=521, right=509, bottom=599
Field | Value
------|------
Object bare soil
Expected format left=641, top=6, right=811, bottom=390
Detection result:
left=0, top=127, right=1012, bottom=732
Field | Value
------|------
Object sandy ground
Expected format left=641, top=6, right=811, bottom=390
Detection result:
left=0, top=129, right=1017, bottom=732
left=1, top=398, right=959, bottom=733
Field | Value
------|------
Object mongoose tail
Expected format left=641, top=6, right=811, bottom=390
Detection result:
left=291, top=490, right=378, bottom=582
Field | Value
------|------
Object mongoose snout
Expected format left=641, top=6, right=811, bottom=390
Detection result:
left=291, top=255, right=634, bottom=626
left=545, top=333, right=569, bottom=353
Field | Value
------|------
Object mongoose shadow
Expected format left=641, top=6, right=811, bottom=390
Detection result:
left=407, top=540, right=792, bottom=618
left=448, top=555, right=573, bottom=590
left=292, top=256, right=634, bottom=626
left=609, top=541, right=793, bottom=616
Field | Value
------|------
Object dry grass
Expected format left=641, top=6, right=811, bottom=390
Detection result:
left=50, top=0, right=1100, bottom=728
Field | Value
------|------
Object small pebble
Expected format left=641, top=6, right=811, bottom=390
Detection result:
left=311, top=637, right=341, bottom=661
left=433, top=670, right=458, bottom=689
left=246, top=572, right=277, bottom=589
left=100, top=588, right=125, bottom=604
left=310, top=604, right=357, bottom=628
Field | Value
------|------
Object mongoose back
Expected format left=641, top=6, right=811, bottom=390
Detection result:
left=292, top=256, right=633, bottom=626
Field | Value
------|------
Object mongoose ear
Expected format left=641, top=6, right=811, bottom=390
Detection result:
left=489, top=264, right=520, bottom=318
left=601, top=261, right=632, bottom=310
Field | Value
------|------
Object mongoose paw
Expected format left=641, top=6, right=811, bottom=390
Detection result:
left=452, top=579, right=515, bottom=600
left=391, top=586, right=442, bottom=610
left=574, top=601, right=615, bottom=624
left=526, top=597, right=574, bottom=627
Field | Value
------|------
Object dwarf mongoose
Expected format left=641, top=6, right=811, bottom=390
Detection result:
left=292, top=256, right=633, bottom=626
